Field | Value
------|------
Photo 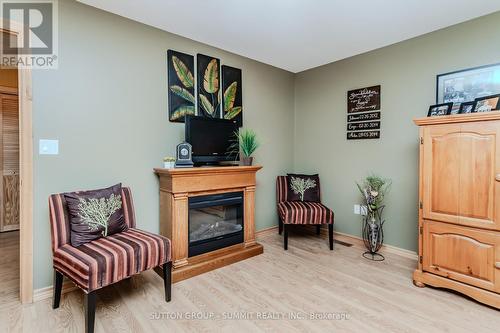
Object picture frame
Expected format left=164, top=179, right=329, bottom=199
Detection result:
left=221, top=65, right=243, bottom=127
left=436, top=62, right=500, bottom=113
left=197, top=54, right=221, bottom=118
left=427, top=103, right=453, bottom=117
left=457, top=101, right=475, bottom=114
left=167, top=50, right=196, bottom=123
left=472, top=94, right=500, bottom=113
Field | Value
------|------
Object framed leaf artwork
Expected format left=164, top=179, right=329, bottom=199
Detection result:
left=197, top=54, right=221, bottom=118
left=167, top=50, right=195, bottom=123
left=222, top=65, right=243, bottom=127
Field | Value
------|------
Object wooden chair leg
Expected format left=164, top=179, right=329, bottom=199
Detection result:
left=278, top=218, right=283, bottom=235
left=328, top=223, right=334, bottom=250
left=284, top=224, right=288, bottom=250
left=84, top=291, right=96, bottom=333
left=163, top=262, right=172, bottom=302
left=316, top=225, right=321, bottom=235
left=52, top=270, right=63, bottom=309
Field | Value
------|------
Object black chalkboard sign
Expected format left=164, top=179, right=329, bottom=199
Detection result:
left=347, top=111, right=380, bottom=122
left=347, top=85, right=381, bottom=113
left=347, top=131, right=380, bottom=140
left=347, top=121, right=380, bottom=131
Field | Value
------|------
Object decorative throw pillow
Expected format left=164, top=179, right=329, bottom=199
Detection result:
left=64, top=183, right=127, bottom=247
left=286, top=174, right=320, bottom=202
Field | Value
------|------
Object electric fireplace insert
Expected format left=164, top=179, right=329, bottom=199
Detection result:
left=188, top=191, right=244, bottom=257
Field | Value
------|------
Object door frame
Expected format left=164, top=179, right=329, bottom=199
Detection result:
left=1, top=22, right=34, bottom=304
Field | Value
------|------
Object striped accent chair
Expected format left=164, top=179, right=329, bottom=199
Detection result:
left=276, top=176, right=334, bottom=250
left=48, top=187, right=172, bottom=333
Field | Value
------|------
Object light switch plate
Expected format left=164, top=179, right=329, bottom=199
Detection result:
left=354, top=204, right=360, bottom=215
left=39, top=139, right=59, bottom=155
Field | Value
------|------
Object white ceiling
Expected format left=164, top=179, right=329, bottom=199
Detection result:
left=77, top=0, right=500, bottom=73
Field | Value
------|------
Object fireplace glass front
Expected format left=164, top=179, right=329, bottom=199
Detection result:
left=188, top=191, right=244, bottom=257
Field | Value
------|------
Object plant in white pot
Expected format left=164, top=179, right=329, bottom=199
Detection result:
left=163, top=156, right=176, bottom=169
left=229, top=128, right=259, bottom=166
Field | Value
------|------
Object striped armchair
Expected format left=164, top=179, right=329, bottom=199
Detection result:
left=276, top=176, right=334, bottom=250
left=48, top=187, right=172, bottom=333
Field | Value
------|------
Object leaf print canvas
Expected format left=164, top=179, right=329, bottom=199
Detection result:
left=197, top=54, right=221, bottom=118
left=167, top=50, right=196, bottom=122
left=222, top=65, right=243, bottom=127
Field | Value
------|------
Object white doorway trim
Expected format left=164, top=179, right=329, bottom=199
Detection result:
left=1, top=21, right=34, bottom=304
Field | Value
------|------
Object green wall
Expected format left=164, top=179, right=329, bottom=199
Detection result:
left=293, top=11, right=500, bottom=252
left=32, top=0, right=295, bottom=289
left=31, top=0, right=500, bottom=290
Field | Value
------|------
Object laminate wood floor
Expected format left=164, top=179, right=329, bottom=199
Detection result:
left=1, top=230, right=499, bottom=333
left=0, top=231, right=19, bottom=308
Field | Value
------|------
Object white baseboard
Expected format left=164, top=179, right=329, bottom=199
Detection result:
left=256, top=225, right=418, bottom=260
left=33, top=281, right=79, bottom=303
left=255, top=225, right=280, bottom=237
left=332, top=230, right=418, bottom=260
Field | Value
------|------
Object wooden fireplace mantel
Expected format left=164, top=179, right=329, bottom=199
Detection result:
left=154, top=165, right=263, bottom=282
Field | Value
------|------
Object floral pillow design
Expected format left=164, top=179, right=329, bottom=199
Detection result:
left=286, top=174, right=320, bottom=202
left=65, top=184, right=128, bottom=247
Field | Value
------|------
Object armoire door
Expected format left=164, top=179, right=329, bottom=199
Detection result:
left=422, top=124, right=461, bottom=224
left=0, top=93, right=19, bottom=232
left=458, top=121, right=500, bottom=231
left=423, top=220, right=500, bottom=292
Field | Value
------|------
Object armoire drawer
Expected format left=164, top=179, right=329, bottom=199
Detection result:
left=423, top=220, right=500, bottom=292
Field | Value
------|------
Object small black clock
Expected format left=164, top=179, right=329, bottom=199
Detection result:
left=175, top=142, right=194, bottom=168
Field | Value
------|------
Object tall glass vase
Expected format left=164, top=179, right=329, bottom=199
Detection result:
left=362, top=206, right=385, bottom=261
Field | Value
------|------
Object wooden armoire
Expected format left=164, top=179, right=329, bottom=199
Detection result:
left=413, top=112, right=500, bottom=309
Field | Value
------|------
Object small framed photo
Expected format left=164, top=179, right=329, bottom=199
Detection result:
left=427, top=103, right=453, bottom=117
left=458, top=101, right=475, bottom=114
left=472, top=94, right=500, bottom=113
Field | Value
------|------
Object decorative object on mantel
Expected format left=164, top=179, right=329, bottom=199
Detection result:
left=427, top=102, right=453, bottom=117
left=163, top=157, right=175, bottom=169
left=436, top=62, right=500, bottom=113
left=222, top=65, right=243, bottom=126
left=175, top=142, right=193, bottom=168
left=197, top=54, right=221, bottom=118
left=167, top=50, right=195, bottom=122
left=472, top=93, right=500, bottom=113
left=356, top=174, right=391, bottom=261
left=347, top=85, right=381, bottom=140
left=229, top=128, right=259, bottom=166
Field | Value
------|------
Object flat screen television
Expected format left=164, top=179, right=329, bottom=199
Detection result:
left=185, top=115, right=238, bottom=165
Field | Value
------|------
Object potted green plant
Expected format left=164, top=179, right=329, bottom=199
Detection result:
left=163, top=156, right=176, bottom=169
left=229, top=128, right=259, bottom=166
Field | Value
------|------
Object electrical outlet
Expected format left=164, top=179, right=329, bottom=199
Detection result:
left=354, top=204, right=360, bottom=214
left=360, top=205, right=368, bottom=216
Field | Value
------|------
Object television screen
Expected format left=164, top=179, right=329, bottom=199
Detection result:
left=185, top=116, right=238, bottom=163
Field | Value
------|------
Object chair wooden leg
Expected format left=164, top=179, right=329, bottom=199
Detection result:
left=52, top=270, right=63, bottom=309
left=163, top=262, right=172, bottom=302
left=278, top=218, right=283, bottom=235
left=284, top=224, right=288, bottom=250
left=328, top=223, right=334, bottom=250
left=316, top=225, right=321, bottom=235
left=84, top=291, right=96, bottom=333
